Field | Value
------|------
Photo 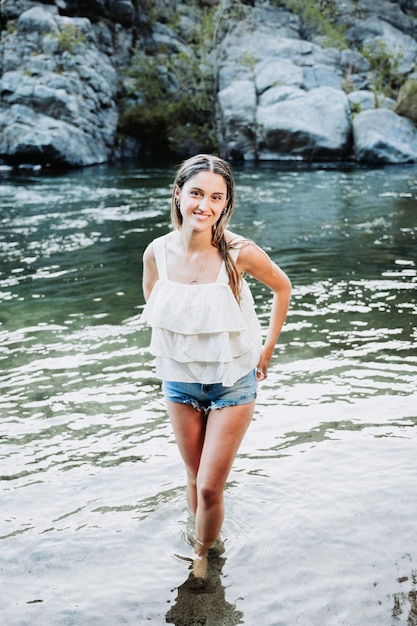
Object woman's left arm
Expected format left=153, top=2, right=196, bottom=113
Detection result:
left=238, top=242, right=292, bottom=378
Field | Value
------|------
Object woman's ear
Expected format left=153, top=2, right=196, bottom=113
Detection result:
left=174, top=185, right=181, bottom=203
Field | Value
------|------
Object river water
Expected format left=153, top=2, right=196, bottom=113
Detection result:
left=0, top=161, right=416, bottom=626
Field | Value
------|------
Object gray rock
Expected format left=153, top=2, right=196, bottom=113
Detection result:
left=0, top=8, right=118, bottom=168
left=152, top=23, right=191, bottom=55
left=341, top=49, right=371, bottom=74
left=216, top=10, right=351, bottom=161
left=302, top=64, right=343, bottom=90
left=259, top=86, right=304, bottom=108
left=214, top=1, right=417, bottom=164
left=353, top=0, right=416, bottom=35
left=257, top=87, right=352, bottom=160
left=17, top=6, right=59, bottom=35
left=254, top=58, right=304, bottom=94
left=2, top=0, right=417, bottom=166
left=0, top=104, right=103, bottom=166
left=347, top=16, right=417, bottom=74
left=217, top=32, right=345, bottom=95
left=353, top=108, right=417, bottom=163
left=110, top=0, right=136, bottom=26
left=216, top=80, right=257, bottom=160
left=332, top=0, right=358, bottom=29
left=0, top=0, right=34, bottom=21
left=348, top=90, right=396, bottom=111
left=340, top=49, right=371, bottom=89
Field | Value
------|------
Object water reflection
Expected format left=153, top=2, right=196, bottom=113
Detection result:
left=166, top=554, right=243, bottom=626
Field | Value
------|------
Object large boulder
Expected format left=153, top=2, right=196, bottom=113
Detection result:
left=353, top=108, right=417, bottom=163
left=217, top=82, right=352, bottom=162
left=0, top=6, right=118, bottom=167
left=0, top=104, right=112, bottom=166
left=257, top=87, right=352, bottom=160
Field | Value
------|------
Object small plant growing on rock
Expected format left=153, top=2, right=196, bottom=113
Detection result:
left=274, top=0, right=348, bottom=49
left=362, top=40, right=403, bottom=102
left=349, top=102, right=362, bottom=118
left=6, top=22, right=17, bottom=35
left=240, top=50, right=258, bottom=72
left=56, top=24, right=84, bottom=54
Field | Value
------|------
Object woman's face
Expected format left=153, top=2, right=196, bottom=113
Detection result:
left=175, top=171, right=228, bottom=233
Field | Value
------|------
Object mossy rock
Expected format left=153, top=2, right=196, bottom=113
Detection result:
left=395, top=79, right=417, bottom=124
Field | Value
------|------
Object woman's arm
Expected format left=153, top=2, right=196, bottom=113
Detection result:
left=238, top=241, right=292, bottom=378
left=142, top=242, right=159, bottom=302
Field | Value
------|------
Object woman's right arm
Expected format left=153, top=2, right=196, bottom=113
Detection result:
left=142, top=242, right=159, bottom=302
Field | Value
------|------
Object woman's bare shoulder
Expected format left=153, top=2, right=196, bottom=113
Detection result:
left=226, top=230, right=258, bottom=253
left=225, top=229, right=250, bottom=246
left=143, top=237, right=155, bottom=255
left=144, top=231, right=175, bottom=258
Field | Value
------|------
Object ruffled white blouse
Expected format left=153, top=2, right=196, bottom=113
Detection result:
left=140, top=234, right=262, bottom=387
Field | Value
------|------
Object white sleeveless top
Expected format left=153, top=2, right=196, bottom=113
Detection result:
left=140, top=234, right=262, bottom=387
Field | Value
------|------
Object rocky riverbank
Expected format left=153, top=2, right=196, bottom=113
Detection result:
left=1, top=0, right=417, bottom=168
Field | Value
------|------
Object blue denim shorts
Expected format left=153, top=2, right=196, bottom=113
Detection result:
left=162, top=369, right=257, bottom=414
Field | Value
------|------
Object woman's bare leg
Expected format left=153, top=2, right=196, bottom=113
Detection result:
left=193, top=402, right=255, bottom=552
left=167, top=400, right=255, bottom=576
left=166, top=401, right=206, bottom=516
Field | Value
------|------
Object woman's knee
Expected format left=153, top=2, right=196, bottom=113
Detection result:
left=197, top=481, right=223, bottom=508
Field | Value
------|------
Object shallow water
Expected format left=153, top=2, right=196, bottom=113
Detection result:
left=1, top=161, right=416, bottom=625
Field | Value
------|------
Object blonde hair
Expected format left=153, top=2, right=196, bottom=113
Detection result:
left=170, top=154, right=241, bottom=301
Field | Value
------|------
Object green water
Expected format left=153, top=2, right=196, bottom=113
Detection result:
left=0, top=161, right=416, bottom=625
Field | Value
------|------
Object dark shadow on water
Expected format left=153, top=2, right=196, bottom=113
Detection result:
left=166, top=554, right=243, bottom=626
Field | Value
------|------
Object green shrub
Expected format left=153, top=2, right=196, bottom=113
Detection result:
left=350, top=102, right=362, bottom=117
left=119, top=6, right=218, bottom=157
left=56, top=24, right=84, bottom=54
left=274, top=0, right=348, bottom=49
left=362, top=40, right=403, bottom=100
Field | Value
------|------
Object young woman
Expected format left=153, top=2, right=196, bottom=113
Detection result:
left=141, top=154, right=291, bottom=578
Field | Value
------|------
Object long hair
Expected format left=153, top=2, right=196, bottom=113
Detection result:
left=170, top=154, right=241, bottom=301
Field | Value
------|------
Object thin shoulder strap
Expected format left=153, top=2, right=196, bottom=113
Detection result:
left=228, top=236, right=245, bottom=261
left=153, top=235, right=168, bottom=280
